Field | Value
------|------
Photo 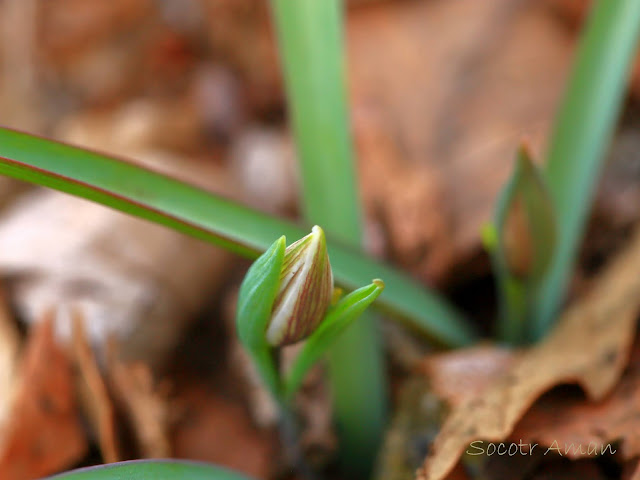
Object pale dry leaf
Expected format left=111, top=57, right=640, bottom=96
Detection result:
left=107, top=346, right=171, bottom=458
left=420, top=346, right=516, bottom=408
left=0, top=119, right=238, bottom=367
left=418, top=226, right=640, bottom=480
left=0, top=286, right=20, bottom=434
left=0, top=312, right=87, bottom=479
left=70, top=309, right=120, bottom=463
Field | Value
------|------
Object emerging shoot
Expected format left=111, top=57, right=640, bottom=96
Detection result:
left=235, top=226, right=383, bottom=402
left=492, top=145, right=557, bottom=344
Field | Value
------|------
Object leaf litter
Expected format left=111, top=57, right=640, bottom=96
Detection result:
left=418, top=225, right=640, bottom=480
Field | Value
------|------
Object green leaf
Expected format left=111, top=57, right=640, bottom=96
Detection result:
left=533, top=0, right=640, bottom=339
left=284, top=279, right=385, bottom=399
left=0, top=127, right=476, bottom=348
left=46, top=460, right=253, bottom=480
left=236, top=236, right=285, bottom=398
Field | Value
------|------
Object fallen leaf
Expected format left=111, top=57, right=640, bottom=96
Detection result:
left=528, top=459, right=606, bottom=480
left=0, top=312, right=87, bottom=479
left=508, top=333, right=640, bottom=460
left=71, top=310, right=120, bottom=463
left=420, top=345, right=515, bottom=407
left=0, top=285, right=20, bottom=433
left=348, top=0, right=573, bottom=281
left=172, top=384, right=274, bottom=479
left=417, top=226, right=640, bottom=480
left=107, top=346, right=171, bottom=458
left=354, top=106, right=454, bottom=281
left=623, top=458, right=640, bottom=480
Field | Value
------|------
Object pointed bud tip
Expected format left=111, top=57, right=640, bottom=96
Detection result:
left=310, top=225, right=326, bottom=242
left=372, top=278, right=385, bottom=290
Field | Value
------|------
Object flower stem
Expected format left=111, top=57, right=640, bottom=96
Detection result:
left=270, top=0, right=386, bottom=475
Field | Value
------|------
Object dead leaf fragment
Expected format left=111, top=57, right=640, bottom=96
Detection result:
left=420, top=346, right=516, bottom=407
left=0, top=286, right=20, bottom=432
left=71, top=311, right=120, bottom=463
left=509, top=333, right=640, bottom=461
left=172, top=385, right=274, bottom=479
left=624, top=458, right=640, bottom=480
left=0, top=314, right=87, bottom=479
left=418, top=226, right=640, bottom=480
left=107, top=349, right=171, bottom=458
left=349, top=0, right=573, bottom=280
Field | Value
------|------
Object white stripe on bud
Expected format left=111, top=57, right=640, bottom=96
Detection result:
left=265, top=225, right=334, bottom=346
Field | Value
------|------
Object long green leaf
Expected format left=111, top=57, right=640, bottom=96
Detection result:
left=0, top=127, right=476, bottom=348
left=46, top=460, right=253, bottom=480
left=533, top=0, right=640, bottom=339
left=269, top=0, right=384, bottom=472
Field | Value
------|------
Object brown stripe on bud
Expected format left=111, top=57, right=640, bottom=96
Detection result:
left=266, top=225, right=334, bottom=346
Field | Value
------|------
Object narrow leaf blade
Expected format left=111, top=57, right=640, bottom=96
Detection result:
left=0, top=127, right=476, bottom=347
left=534, top=0, right=640, bottom=338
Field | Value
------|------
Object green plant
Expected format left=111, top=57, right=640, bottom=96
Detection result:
left=488, top=0, right=640, bottom=344
left=531, top=0, right=640, bottom=339
left=490, top=146, right=556, bottom=345
left=269, top=0, right=384, bottom=471
left=235, top=226, right=383, bottom=405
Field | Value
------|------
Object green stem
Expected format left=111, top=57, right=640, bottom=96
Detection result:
left=497, top=277, right=528, bottom=345
left=270, top=0, right=386, bottom=475
left=533, top=0, right=640, bottom=339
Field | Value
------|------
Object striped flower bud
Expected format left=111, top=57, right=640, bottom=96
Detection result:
left=265, top=225, right=334, bottom=346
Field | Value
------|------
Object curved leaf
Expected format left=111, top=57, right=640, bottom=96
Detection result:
left=45, top=459, right=253, bottom=480
left=0, top=127, right=476, bottom=347
left=284, top=280, right=385, bottom=399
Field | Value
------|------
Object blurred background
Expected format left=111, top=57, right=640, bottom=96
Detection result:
left=0, top=0, right=639, bottom=478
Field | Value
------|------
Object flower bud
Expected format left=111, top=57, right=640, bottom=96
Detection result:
left=499, top=145, right=556, bottom=281
left=265, top=225, right=334, bottom=346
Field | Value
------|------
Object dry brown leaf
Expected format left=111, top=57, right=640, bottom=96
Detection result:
left=624, top=459, right=640, bottom=480
left=107, top=346, right=170, bottom=458
left=0, top=286, right=20, bottom=433
left=348, top=0, right=573, bottom=281
left=172, top=384, right=274, bottom=479
left=354, top=106, right=454, bottom=281
left=71, top=310, right=120, bottom=463
left=420, top=345, right=515, bottom=407
left=417, top=226, right=640, bottom=480
left=508, top=333, right=640, bottom=461
left=0, top=312, right=87, bottom=479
